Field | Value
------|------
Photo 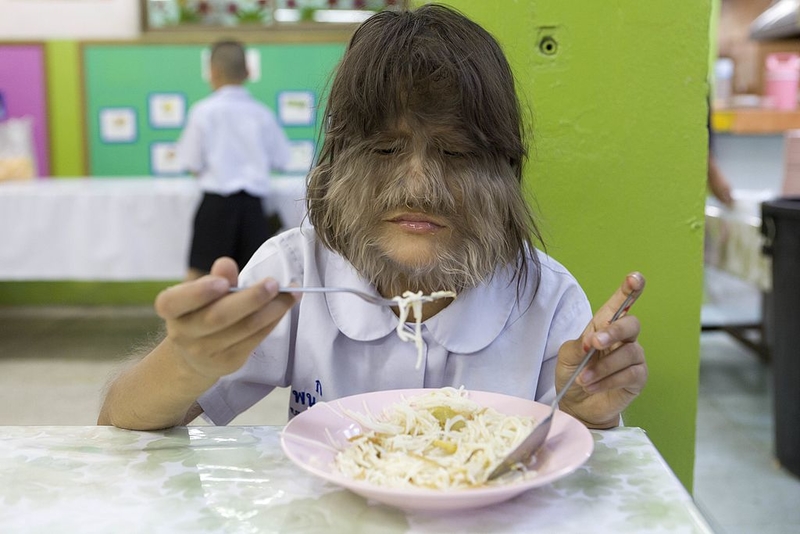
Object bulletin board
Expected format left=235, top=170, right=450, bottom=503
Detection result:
left=0, top=43, right=50, bottom=177
left=82, top=43, right=346, bottom=177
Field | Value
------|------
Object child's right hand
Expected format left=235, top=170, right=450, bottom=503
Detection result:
left=154, top=256, right=297, bottom=381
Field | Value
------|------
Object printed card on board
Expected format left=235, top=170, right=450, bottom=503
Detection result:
left=150, top=142, right=183, bottom=176
left=278, top=91, right=315, bottom=126
left=246, top=49, right=261, bottom=82
left=285, top=140, right=315, bottom=173
left=148, top=93, right=186, bottom=129
left=99, top=108, right=137, bottom=143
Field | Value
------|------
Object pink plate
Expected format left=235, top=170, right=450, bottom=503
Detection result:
left=280, top=388, right=593, bottom=512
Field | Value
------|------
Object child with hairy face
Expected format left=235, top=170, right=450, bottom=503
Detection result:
left=309, top=120, right=533, bottom=298
left=307, top=8, right=540, bottom=299
left=99, top=4, right=647, bottom=434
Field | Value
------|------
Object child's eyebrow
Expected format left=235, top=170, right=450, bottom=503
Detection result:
left=428, top=131, right=477, bottom=150
left=435, top=132, right=473, bottom=145
left=365, top=136, right=406, bottom=149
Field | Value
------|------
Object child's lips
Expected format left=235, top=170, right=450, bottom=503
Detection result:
left=387, top=213, right=446, bottom=233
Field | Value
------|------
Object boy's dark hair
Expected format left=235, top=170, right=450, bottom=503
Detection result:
left=308, top=3, right=542, bottom=296
left=210, top=40, right=248, bottom=83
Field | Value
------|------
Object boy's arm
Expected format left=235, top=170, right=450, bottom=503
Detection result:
left=98, top=257, right=297, bottom=430
left=266, top=113, right=292, bottom=172
left=176, top=108, right=205, bottom=175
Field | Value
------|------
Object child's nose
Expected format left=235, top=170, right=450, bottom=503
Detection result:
left=401, top=151, right=447, bottom=202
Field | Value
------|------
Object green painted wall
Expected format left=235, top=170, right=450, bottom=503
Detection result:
left=0, top=281, right=170, bottom=306
left=45, top=41, right=86, bottom=177
left=710, top=0, right=720, bottom=74
left=448, top=0, right=710, bottom=489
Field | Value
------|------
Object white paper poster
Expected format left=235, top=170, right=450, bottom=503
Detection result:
left=150, top=142, right=182, bottom=176
left=285, top=140, right=315, bottom=173
left=278, top=91, right=315, bottom=126
left=246, top=49, right=261, bottom=82
left=148, top=93, right=186, bottom=129
left=99, top=107, right=137, bottom=143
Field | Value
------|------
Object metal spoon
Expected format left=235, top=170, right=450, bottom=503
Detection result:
left=230, top=286, right=455, bottom=308
left=230, top=286, right=400, bottom=306
left=487, top=287, right=642, bottom=481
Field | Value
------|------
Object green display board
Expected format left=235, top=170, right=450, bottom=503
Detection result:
left=83, top=43, right=345, bottom=176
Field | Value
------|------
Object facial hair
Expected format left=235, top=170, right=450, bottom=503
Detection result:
left=311, top=145, right=528, bottom=296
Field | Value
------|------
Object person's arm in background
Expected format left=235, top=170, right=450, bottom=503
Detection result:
left=707, top=100, right=733, bottom=207
left=265, top=111, right=292, bottom=172
left=708, top=156, right=733, bottom=207
left=176, top=107, right=206, bottom=176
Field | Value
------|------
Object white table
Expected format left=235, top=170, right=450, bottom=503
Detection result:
left=0, top=176, right=306, bottom=281
left=704, top=189, right=774, bottom=293
left=0, top=425, right=713, bottom=533
left=703, top=189, right=775, bottom=359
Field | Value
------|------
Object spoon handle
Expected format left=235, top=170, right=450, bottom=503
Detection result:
left=552, top=287, right=641, bottom=409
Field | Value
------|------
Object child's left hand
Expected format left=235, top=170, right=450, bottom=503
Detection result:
left=556, top=272, right=647, bottom=428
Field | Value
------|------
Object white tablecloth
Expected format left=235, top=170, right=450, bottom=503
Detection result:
left=0, top=176, right=307, bottom=281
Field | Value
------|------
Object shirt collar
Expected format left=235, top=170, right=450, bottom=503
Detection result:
left=323, top=252, right=518, bottom=354
left=215, top=85, right=250, bottom=98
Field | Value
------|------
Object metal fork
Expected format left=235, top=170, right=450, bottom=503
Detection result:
left=486, top=285, right=642, bottom=481
left=230, top=286, right=399, bottom=307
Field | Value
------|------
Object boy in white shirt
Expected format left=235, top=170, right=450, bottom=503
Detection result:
left=177, top=39, right=291, bottom=281
left=99, top=5, right=646, bottom=431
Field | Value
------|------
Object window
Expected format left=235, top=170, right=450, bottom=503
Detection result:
left=145, top=0, right=406, bottom=30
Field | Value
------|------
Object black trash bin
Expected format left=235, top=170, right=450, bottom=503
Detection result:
left=761, top=197, right=800, bottom=478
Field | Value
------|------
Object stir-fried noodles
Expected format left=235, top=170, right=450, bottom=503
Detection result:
left=393, top=290, right=457, bottom=369
left=334, top=388, right=536, bottom=489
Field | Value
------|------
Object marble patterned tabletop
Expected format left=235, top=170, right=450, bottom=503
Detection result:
left=0, top=426, right=713, bottom=533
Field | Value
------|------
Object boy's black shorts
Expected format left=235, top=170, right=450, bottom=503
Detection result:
left=189, top=191, right=282, bottom=273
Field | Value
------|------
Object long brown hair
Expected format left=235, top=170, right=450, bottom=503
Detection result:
left=308, top=4, right=542, bottom=296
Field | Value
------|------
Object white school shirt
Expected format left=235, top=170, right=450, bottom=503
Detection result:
left=198, top=227, right=593, bottom=424
left=176, top=85, right=291, bottom=197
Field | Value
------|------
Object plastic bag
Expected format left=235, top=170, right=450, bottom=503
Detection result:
left=0, top=116, right=37, bottom=181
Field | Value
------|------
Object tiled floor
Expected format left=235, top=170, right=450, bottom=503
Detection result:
left=694, top=267, right=800, bottom=533
left=0, top=305, right=291, bottom=427
left=693, top=331, right=800, bottom=534
left=1, top=295, right=799, bottom=532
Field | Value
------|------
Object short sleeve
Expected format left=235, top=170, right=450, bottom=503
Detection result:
left=176, top=108, right=205, bottom=173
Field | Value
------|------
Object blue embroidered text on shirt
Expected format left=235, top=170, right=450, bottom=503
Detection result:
left=291, top=389, right=317, bottom=407
left=289, top=382, right=322, bottom=416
